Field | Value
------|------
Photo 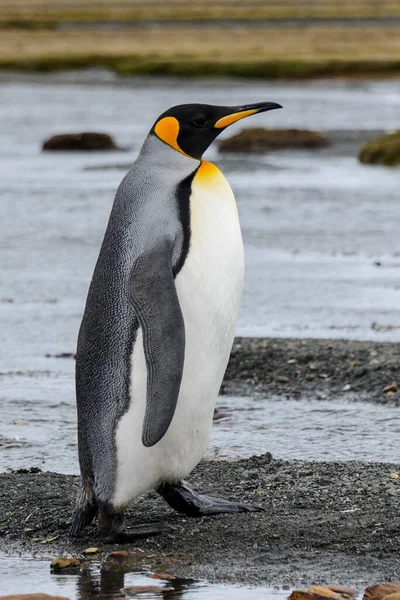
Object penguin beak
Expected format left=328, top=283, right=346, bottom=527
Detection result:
left=214, top=102, right=282, bottom=129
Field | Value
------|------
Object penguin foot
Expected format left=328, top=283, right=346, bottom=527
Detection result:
left=158, top=482, right=264, bottom=517
left=99, top=512, right=175, bottom=543
left=102, top=523, right=176, bottom=544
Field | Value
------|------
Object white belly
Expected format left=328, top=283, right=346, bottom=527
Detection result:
left=113, top=162, right=244, bottom=507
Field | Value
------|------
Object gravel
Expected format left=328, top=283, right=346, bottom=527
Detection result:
left=1, top=336, right=400, bottom=587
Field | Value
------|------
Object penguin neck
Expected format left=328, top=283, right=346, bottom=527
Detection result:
left=138, top=134, right=201, bottom=174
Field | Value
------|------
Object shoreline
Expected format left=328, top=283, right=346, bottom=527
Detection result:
left=1, top=336, right=400, bottom=585
left=1, top=456, right=400, bottom=586
left=1, top=60, right=400, bottom=80
left=223, top=337, right=400, bottom=405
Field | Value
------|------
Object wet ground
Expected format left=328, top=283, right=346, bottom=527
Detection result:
left=1, top=455, right=400, bottom=594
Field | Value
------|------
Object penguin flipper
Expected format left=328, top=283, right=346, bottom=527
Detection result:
left=128, top=238, right=185, bottom=448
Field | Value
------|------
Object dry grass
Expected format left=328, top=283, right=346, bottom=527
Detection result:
left=1, top=0, right=400, bottom=26
left=1, top=1, right=400, bottom=77
left=1, top=26, right=399, bottom=75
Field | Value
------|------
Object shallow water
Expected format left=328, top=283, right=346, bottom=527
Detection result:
left=0, top=557, right=291, bottom=599
left=2, top=389, right=400, bottom=473
left=1, top=75, right=400, bottom=377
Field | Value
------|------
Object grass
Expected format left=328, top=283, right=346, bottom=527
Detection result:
left=1, top=26, right=400, bottom=78
left=359, top=132, right=400, bottom=166
left=1, top=0, right=400, bottom=27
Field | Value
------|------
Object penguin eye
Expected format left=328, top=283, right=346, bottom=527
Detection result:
left=191, top=118, right=207, bottom=128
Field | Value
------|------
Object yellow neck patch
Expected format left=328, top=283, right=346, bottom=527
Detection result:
left=154, top=116, right=191, bottom=158
left=214, top=109, right=258, bottom=129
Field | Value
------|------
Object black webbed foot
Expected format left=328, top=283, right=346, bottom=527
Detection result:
left=99, top=512, right=175, bottom=543
left=158, top=481, right=264, bottom=517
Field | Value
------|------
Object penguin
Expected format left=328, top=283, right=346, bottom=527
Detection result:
left=71, top=101, right=282, bottom=542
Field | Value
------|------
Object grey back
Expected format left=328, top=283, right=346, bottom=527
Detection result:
left=75, top=134, right=199, bottom=506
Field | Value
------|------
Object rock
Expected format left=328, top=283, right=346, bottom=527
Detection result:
left=289, top=588, right=346, bottom=600
left=390, top=473, right=399, bottom=479
left=50, top=557, right=80, bottom=571
left=363, top=582, right=400, bottom=600
left=326, top=585, right=358, bottom=597
left=42, top=132, right=121, bottom=152
left=383, top=383, right=398, bottom=393
left=276, top=375, right=290, bottom=383
left=308, top=586, right=345, bottom=599
left=219, top=128, right=328, bottom=153
left=382, top=595, right=400, bottom=600
left=0, top=594, right=69, bottom=600
left=121, top=586, right=174, bottom=595
left=83, top=547, right=100, bottom=554
left=359, top=131, right=400, bottom=166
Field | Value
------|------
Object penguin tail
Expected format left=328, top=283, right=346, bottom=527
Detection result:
left=70, top=484, right=98, bottom=537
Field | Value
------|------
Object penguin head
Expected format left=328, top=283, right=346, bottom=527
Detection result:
left=151, top=102, right=282, bottom=160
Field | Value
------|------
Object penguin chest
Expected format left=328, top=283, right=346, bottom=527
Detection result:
left=113, top=162, right=243, bottom=507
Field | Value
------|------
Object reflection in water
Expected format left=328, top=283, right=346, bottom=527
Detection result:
left=0, top=555, right=288, bottom=599
left=74, top=567, right=188, bottom=599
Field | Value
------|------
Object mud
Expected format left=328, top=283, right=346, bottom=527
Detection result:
left=1, top=454, right=400, bottom=587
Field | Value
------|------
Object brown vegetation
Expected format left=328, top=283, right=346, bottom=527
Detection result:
left=359, top=131, right=400, bottom=166
left=219, top=128, right=328, bottom=152
left=1, top=0, right=400, bottom=27
left=0, top=26, right=400, bottom=78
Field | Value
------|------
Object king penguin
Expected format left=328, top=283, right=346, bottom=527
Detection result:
left=71, top=101, right=282, bottom=542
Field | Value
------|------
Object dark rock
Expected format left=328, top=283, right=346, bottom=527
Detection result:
left=359, top=131, right=400, bottom=167
left=219, top=128, right=328, bottom=153
left=42, top=132, right=121, bottom=152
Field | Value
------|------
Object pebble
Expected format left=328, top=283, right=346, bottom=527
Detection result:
left=383, top=383, right=398, bottom=393
left=50, top=557, right=80, bottom=571
left=82, top=547, right=101, bottom=554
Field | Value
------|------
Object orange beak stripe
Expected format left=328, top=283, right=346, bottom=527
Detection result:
left=214, top=109, right=259, bottom=129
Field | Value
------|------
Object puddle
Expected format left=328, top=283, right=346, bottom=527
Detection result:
left=0, top=557, right=291, bottom=599
left=1, top=391, right=400, bottom=473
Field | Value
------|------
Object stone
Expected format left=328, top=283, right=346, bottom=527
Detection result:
left=308, top=586, right=345, bottom=599
left=50, top=557, right=80, bottom=571
left=363, top=582, right=400, bottom=600
left=42, top=132, right=120, bottom=152
left=383, top=383, right=398, bottom=393
left=219, top=128, right=328, bottom=153
left=83, top=547, right=101, bottom=554
left=0, top=595, right=69, bottom=600
left=359, top=131, right=400, bottom=167
left=326, top=584, right=358, bottom=597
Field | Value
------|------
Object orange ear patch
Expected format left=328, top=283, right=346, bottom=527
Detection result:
left=154, top=116, right=189, bottom=156
left=214, top=109, right=258, bottom=129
